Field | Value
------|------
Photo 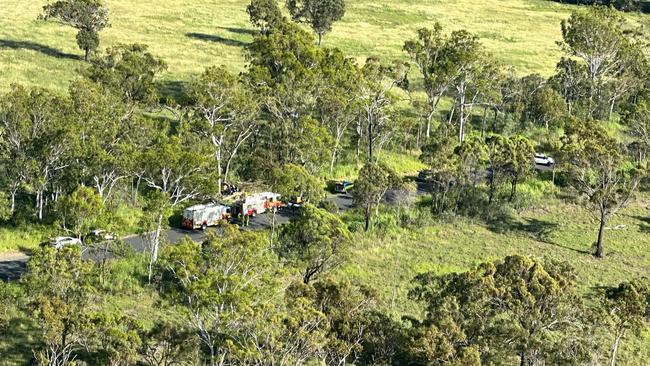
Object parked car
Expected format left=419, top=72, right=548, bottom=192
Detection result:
left=286, top=195, right=304, bottom=209
left=416, top=170, right=433, bottom=182
left=334, top=181, right=353, bottom=194
left=182, top=203, right=231, bottom=230
left=534, top=153, right=555, bottom=166
left=84, top=229, right=116, bottom=243
left=221, top=183, right=240, bottom=196
left=46, top=236, right=82, bottom=249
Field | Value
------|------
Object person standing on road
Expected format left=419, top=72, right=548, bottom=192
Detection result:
left=244, top=213, right=250, bottom=227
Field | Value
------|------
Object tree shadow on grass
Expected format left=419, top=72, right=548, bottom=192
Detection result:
left=185, top=32, right=248, bottom=47
left=0, top=39, right=81, bottom=60
left=630, top=215, right=650, bottom=234
left=0, top=316, right=37, bottom=365
left=156, top=79, right=188, bottom=104
left=216, top=26, right=257, bottom=36
left=485, top=212, right=592, bottom=255
left=487, top=214, right=558, bottom=242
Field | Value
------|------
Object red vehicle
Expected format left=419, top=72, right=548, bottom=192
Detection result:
left=182, top=203, right=231, bottom=230
left=232, top=192, right=282, bottom=217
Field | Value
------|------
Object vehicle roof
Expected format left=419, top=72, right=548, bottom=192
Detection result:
left=53, top=236, right=76, bottom=241
left=184, top=203, right=229, bottom=211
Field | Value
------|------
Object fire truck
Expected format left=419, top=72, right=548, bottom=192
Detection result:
left=231, top=192, right=282, bottom=217
left=182, top=203, right=231, bottom=230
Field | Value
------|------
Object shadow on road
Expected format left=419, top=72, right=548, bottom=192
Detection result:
left=0, top=259, right=28, bottom=281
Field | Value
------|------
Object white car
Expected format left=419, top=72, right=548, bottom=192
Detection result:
left=48, top=236, right=82, bottom=249
left=534, top=153, right=555, bottom=167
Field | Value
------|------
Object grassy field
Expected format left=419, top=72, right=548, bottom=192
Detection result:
left=339, top=186, right=650, bottom=364
left=343, top=193, right=650, bottom=309
left=0, top=0, right=581, bottom=93
left=2, top=1, right=650, bottom=362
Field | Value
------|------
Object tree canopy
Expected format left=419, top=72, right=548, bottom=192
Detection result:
left=41, top=0, right=110, bottom=60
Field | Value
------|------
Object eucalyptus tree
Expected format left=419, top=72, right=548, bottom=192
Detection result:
left=289, top=278, right=377, bottom=365
left=137, top=322, right=200, bottom=366
left=187, top=66, right=259, bottom=191
left=25, top=89, right=74, bottom=221
left=286, top=0, right=346, bottom=46
left=353, top=162, right=401, bottom=231
left=358, top=57, right=409, bottom=162
left=404, top=23, right=452, bottom=140
left=137, top=121, right=215, bottom=275
left=602, top=281, right=649, bottom=366
left=454, top=134, right=488, bottom=208
left=409, top=255, right=593, bottom=366
left=419, top=134, right=458, bottom=214
left=54, top=186, right=105, bottom=240
left=40, top=0, right=110, bottom=60
left=522, top=85, right=567, bottom=131
left=317, top=48, right=362, bottom=174
left=0, top=85, right=32, bottom=216
left=442, top=30, right=498, bottom=143
left=279, top=204, right=351, bottom=283
left=506, top=135, right=535, bottom=201
left=0, top=86, right=82, bottom=220
left=247, top=0, right=285, bottom=35
left=245, top=22, right=326, bottom=168
left=503, top=73, right=544, bottom=129
left=23, top=245, right=96, bottom=366
left=549, top=57, right=590, bottom=115
left=68, top=80, right=133, bottom=203
left=484, top=134, right=513, bottom=204
left=627, top=100, right=650, bottom=157
left=559, top=7, right=645, bottom=118
left=562, top=118, right=645, bottom=258
left=157, top=229, right=281, bottom=366
left=270, top=163, right=325, bottom=204
left=84, top=43, right=167, bottom=113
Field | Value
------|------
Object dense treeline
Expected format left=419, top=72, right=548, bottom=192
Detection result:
left=411, top=7, right=650, bottom=258
left=1, top=235, right=648, bottom=365
left=0, top=1, right=649, bottom=365
left=546, top=0, right=644, bottom=12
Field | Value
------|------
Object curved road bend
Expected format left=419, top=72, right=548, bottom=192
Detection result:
left=0, top=194, right=357, bottom=281
left=0, top=164, right=551, bottom=281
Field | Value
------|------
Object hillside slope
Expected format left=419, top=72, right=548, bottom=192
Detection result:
left=0, top=0, right=574, bottom=92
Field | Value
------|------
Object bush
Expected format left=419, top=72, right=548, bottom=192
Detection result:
left=318, top=199, right=339, bottom=214
left=512, top=178, right=559, bottom=209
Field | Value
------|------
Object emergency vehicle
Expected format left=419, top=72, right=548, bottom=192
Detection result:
left=182, top=203, right=231, bottom=230
left=232, top=192, right=282, bottom=217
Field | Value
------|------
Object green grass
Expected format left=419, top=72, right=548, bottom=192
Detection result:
left=329, top=150, right=426, bottom=180
left=0, top=224, right=54, bottom=253
left=342, top=191, right=650, bottom=311
left=0, top=201, right=143, bottom=254
left=0, top=0, right=593, bottom=93
left=338, top=188, right=650, bottom=364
